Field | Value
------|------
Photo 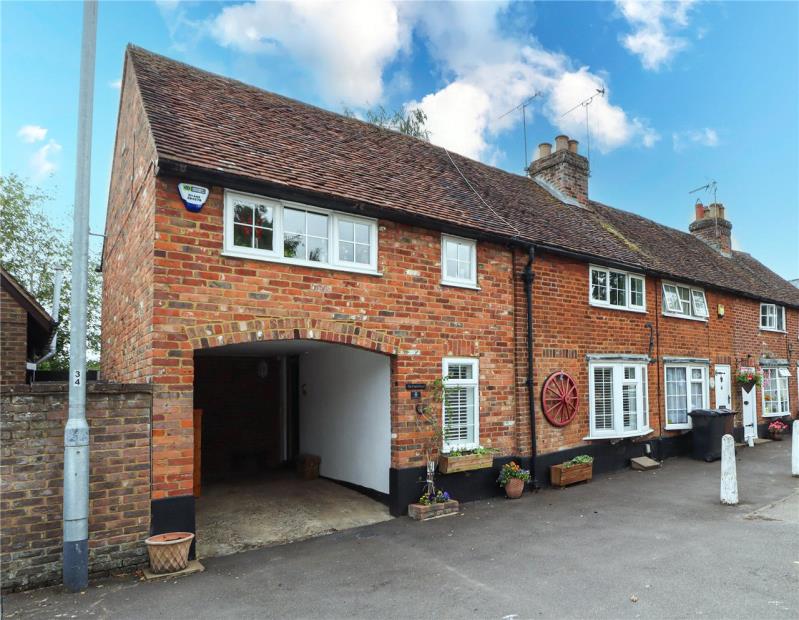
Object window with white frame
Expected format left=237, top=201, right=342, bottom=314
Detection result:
left=665, top=364, right=708, bottom=428
left=762, top=367, right=791, bottom=416
left=588, top=361, right=649, bottom=438
left=759, top=303, right=785, bottom=332
left=662, top=282, right=709, bottom=320
left=589, top=265, right=646, bottom=311
left=442, top=358, right=479, bottom=450
left=441, top=235, right=477, bottom=288
left=224, top=190, right=378, bottom=272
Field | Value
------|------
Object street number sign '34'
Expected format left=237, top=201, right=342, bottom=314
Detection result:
left=178, top=183, right=209, bottom=212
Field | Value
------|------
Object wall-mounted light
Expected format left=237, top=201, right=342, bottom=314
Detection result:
left=717, top=304, right=725, bottom=318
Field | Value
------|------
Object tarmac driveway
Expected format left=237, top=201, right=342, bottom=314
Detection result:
left=4, top=439, right=798, bottom=619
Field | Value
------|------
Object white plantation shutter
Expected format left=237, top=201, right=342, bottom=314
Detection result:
left=442, top=359, right=479, bottom=449
left=593, top=367, right=614, bottom=430
left=589, top=362, right=648, bottom=437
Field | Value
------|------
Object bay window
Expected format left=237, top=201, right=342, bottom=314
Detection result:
left=762, top=367, right=791, bottom=416
left=665, top=364, right=708, bottom=428
left=662, top=282, right=708, bottom=320
left=442, top=358, right=479, bottom=450
left=588, top=361, right=650, bottom=438
left=224, top=190, right=378, bottom=273
left=589, top=265, right=645, bottom=311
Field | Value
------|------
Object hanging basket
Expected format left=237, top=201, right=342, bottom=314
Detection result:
left=145, top=532, right=194, bottom=574
left=738, top=380, right=756, bottom=393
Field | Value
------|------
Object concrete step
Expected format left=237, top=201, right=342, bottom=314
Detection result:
left=630, top=456, right=661, bottom=471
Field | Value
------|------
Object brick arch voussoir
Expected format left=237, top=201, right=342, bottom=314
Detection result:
left=186, top=318, right=400, bottom=356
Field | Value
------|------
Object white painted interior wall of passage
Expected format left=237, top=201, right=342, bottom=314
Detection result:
left=299, top=346, right=391, bottom=494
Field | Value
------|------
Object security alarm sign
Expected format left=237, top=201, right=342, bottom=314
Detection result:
left=178, top=183, right=209, bottom=212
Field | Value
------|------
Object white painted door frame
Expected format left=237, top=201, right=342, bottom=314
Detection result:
left=714, top=365, right=731, bottom=410
left=741, top=386, right=758, bottom=447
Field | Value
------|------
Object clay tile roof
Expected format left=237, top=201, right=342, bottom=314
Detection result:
left=125, top=45, right=799, bottom=308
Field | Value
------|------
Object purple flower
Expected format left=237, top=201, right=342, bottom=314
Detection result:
left=443, top=491, right=450, bottom=500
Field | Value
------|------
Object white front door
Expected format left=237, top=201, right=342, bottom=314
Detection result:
left=741, top=386, right=758, bottom=446
left=715, top=365, right=731, bottom=410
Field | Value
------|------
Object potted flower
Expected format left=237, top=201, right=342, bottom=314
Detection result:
left=497, top=461, right=530, bottom=499
left=408, top=489, right=459, bottom=520
left=768, top=419, right=788, bottom=441
left=439, top=446, right=496, bottom=474
left=735, top=369, right=762, bottom=392
left=550, top=455, right=594, bottom=488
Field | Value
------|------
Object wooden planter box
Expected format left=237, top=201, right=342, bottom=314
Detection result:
left=550, top=462, right=593, bottom=488
left=439, top=453, right=493, bottom=474
left=408, top=500, right=460, bottom=521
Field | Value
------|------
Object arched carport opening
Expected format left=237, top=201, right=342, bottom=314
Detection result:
left=192, top=337, right=393, bottom=557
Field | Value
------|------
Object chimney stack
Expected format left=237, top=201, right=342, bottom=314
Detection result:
left=528, top=134, right=589, bottom=205
left=689, top=201, right=733, bottom=257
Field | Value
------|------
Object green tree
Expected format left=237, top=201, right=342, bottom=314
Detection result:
left=0, top=174, right=102, bottom=369
left=344, top=105, right=430, bottom=141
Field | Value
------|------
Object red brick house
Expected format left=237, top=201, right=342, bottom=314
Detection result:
left=101, top=46, right=798, bottom=536
left=1, top=266, right=55, bottom=386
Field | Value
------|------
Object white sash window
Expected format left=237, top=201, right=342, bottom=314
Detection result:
left=442, top=358, right=479, bottom=450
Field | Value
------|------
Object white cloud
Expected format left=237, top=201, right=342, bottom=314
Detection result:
left=672, top=127, right=719, bottom=152
left=615, top=0, right=697, bottom=70
left=209, top=0, right=410, bottom=106
left=109, top=79, right=122, bottom=90
left=30, top=139, right=62, bottom=180
left=198, top=1, right=657, bottom=161
left=405, top=3, right=657, bottom=159
left=17, top=124, right=47, bottom=143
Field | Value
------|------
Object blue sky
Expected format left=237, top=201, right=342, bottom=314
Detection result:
left=2, top=1, right=797, bottom=278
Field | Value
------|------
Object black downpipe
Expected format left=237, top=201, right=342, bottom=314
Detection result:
left=522, top=246, right=539, bottom=488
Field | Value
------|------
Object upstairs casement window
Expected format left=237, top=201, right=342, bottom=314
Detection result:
left=664, top=364, right=708, bottom=429
left=587, top=361, right=650, bottom=439
left=442, top=358, right=479, bottom=451
left=760, top=303, right=785, bottom=332
left=224, top=190, right=378, bottom=273
left=441, top=235, right=478, bottom=289
left=661, top=282, right=708, bottom=320
left=589, top=265, right=645, bottom=312
left=762, top=367, right=791, bottom=417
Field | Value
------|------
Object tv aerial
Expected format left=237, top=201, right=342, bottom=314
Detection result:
left=497, top=93, right=540, bottom=170
left=561, top=88, right=605, bottom=161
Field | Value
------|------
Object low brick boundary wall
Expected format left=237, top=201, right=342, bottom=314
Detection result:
left=1, top=382, right=152, bottom=592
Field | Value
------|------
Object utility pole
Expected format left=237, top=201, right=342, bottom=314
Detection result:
left=64, top=0, right=97, bottom=593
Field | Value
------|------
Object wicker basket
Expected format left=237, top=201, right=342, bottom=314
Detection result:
left=145, top=532, right=194, bottom=574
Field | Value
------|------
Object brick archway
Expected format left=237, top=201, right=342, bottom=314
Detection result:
left=185, top=317, right=401, bottom=355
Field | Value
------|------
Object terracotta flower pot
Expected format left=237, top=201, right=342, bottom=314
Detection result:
left=769, top=431, right=783, bottom=441
left=504, top=477, right=525, bottom=499
left=145, top=532, right=194, bottom=574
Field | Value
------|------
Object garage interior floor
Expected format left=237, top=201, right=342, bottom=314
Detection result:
left=195, top=472, right=393, bottom=559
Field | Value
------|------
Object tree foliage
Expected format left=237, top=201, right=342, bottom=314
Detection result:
left=344, top=105, right=431, bottom=141
left=0, top=174, right=102, bottom=369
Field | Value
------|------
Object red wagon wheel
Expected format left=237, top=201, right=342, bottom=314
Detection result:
left=541, top=371, right=578, bottom=427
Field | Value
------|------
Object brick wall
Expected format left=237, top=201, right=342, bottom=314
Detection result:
left=1, top=287, right=28, bottom=387
left=516, top=250, right=798, bottom=459
left=100, top=173, right=519, bottom=499
left=0, top=383, right=152, bottom=592
left=100, top=53, right=158, bottom=384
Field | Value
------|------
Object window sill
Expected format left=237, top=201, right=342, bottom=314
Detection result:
left=442, top=443, right=480, bottom=453
left=759, top=328, right=787, bottom=334
left=221, top=250, right=382, bottom=277
left=762, top=412, right=790, bottom=418
left=662, top=312, right=708, bottom=323
left=589, top=300, right=647, bottom=314
left=440, top=280, right=481, bottom=291
left=664, top=424, right=692, bottom=431
left=583, top=426, right=654, bottom=441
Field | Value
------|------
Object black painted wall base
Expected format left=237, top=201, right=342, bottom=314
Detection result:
left=151, top=495, right=196, bottom=559
left=389, top=435, right=697, bottom=516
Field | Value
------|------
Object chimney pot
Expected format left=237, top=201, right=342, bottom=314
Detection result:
left=537, top=142, right=552, bottom=159
left=568, top=139, right=579, bottom=153
left=555, top=135, right=569, bottom=151
left=694, top=202, right=705, bottom=221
